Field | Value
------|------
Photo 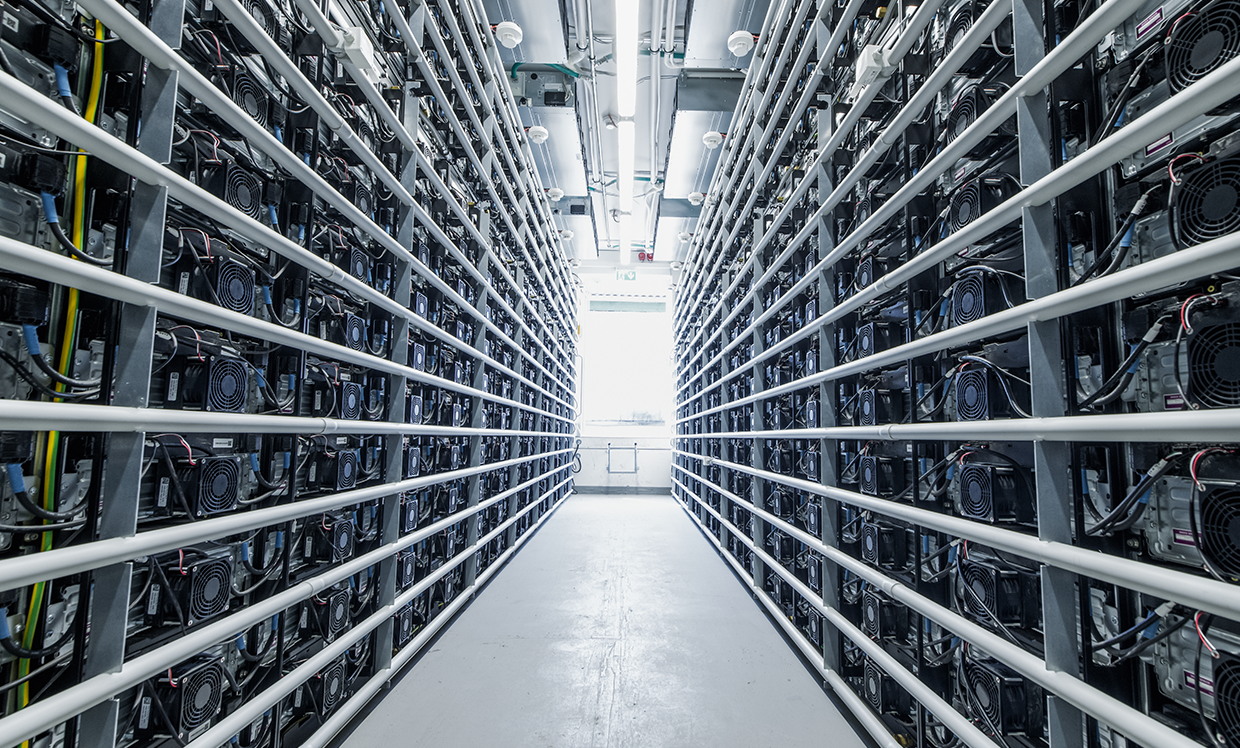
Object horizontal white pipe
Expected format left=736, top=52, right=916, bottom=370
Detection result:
left=672, top=484, right=904, bottom=748
left=680, top=465, right=1206, bottom=748
left=188, top=474, right=571, bottom=747
left=0, top=236, right=570, bottom=423
left=295, top=485, right=567, bottom=748
left=681, top=454, right=1240, bottom=621
left=0, top=399, right=565, bottom=437
left=0, top=475, right=570, bottom=748
left=0, top=453, right=570, bottom=593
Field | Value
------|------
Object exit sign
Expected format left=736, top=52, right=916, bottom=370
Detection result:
left=616, top=269, right=637, bottom=281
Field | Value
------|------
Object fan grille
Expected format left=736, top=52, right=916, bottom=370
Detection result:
left=959, top=464, right=995, bottom=520
left=319, top=659, right=346, bottom=713
left=189, top=557, right=231, bottom=623
left=343, top=314, right=366, bottom=351
left=340, top=381, right=363, bottom=420
left=213, top=259, right=254, bottom=316
left=178, top=662, right=224, bottom=735
left=950, top=180, right=983, bottom=233
left=951, top=274, right=987, bottom=326
left=1187, top=323, right=1240, bottom=408
left=335, top=451, right=358, bottom=491
left=194, top=457, right=239, bottom=516
left=860, top=455, right=879, bottom=495
left=1199, top=486, right=1240, bottom=577
left=857, top=255, right=877, bottom=287
left=955, top=369, right=991, bottom=421
left=864, top=658, right=885, bottom=712
left=945, top=3, right=975, bottom=55
left=327, top=590, right=350, bottom=639
left=863, top=589, right=882, bottom=637
left=949, top=88, right=978, bottom=144
left=964, top=660, right=1003, bottom=728
left=207, top=358, right=247, bottom=412
left=960, top=559, right=997, bottom=618
left=1216, top=653, right=1240, bottom=746
left=332, top=516, right=355, bottom=558
left=1165, top=0, right=1240, bottom=93
left=1176, top=156, right=1240, bottom=246
left=859, top=389, right=877, bottom=426
left=862, top=522, right=879, bottom=564
left=232, top=73, right=268, bottom=129
left=858, top=322, right=877, bottom=358
left=224, top=166, right=263, bottom=220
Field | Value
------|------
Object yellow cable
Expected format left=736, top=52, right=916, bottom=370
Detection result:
left=16, top=22, right=105, bottom=734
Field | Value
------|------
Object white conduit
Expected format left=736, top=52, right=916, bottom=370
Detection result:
left=675, top=0, right=1014, bottom=396
left=678, top=454, right=1240, bottom=621
left=0, top=475, right=571, bottom=748
left=0, top=455, right=570, bottom=593
left=0, top=236, right=572, bottom=422
left=676, top=465, right=1209, bottom=748
left=186, top=474, right=572, bottom=747
left=671, top=482, right=904, bottom=748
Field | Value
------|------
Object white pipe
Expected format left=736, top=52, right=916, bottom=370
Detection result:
left=681, top=455, right=1240, bottom=621
left=0, top=456, right=570, bottom=594
left=673, top=488, right=903, bottom=748
left=679, top=467, right=1208, bottom=748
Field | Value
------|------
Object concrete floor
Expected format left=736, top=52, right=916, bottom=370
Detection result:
left=339, top=493, right=869, bottom=748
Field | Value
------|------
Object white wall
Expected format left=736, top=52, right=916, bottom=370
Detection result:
left=573, top=434, right=672, bottom=493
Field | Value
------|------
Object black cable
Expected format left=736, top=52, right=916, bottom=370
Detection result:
left=0, top=348, right=99, bottom=400
left=0, top=609, right=76, bottom=659
left=1111, top=613, right=1191, bottom=664
left=21, top=325, right=102, bottom=389
left=145, top=677, right=189, bottom=747
left=1195, top=614, right=1227, bottom=748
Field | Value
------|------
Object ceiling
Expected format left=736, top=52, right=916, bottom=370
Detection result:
left=480, top=0, right=771, bottom=295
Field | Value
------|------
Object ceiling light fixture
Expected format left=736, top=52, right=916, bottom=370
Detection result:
left=495, top=21, right=524, bottom=49
left=547, top=187, right=565, bottom=201
left=728, top=30, right=755, bottom=57
left=615, top=1, right=637, bottom=117
left=678, top=231, right=692, bottom=242
left=702, top=131, right=723, bottom=149
left=560, top=230, right=575, bottom=240
left=688, top=192, right=706, bottom=206
left=527, top=125, right=550, bottom=144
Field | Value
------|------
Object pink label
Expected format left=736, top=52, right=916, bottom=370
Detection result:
left=1164, top=392, right=1186, bottom=410
left=1137, top=8, right=1163, bottom=39
left=1186, top=669, right=1214, bottom=696
left=1146, top=134, right=1174, bottom=157
left=1173, top=528, right=1196, bottom=546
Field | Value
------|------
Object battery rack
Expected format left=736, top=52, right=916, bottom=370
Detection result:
left=0, top=0, right=577, bottom=745
left=674, top=0, right=1240, bottom=746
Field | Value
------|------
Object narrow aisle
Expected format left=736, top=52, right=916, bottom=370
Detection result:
left=339, top=493, right=868, bottom=748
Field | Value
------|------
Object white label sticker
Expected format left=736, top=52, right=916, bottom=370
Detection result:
left=212, top=438, right=233, bottom=449
left=138, top=697, right=151, bottom=729
left=178, top=271, right=190, bottom=295
left=314, top=391, right=322, bottom=411
left=146, top=584, right=160, bottom=615
left=167, top=372, right=180, bottom=402
left=2, top=13, right=18, bottom=32
left=157, top=478, right=169, bottom=508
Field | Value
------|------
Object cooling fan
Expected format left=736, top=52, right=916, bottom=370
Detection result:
left=958, top=463, right=1032, bottom=524
left=862, top=589, right=890, bottom=638
left=177, top=661, right=224, bottom=738
left=326, top=589, right=350, bottom=640
left=959, top=556, right=1038, bottom=627
left=398, top=549, right=417, bottom=590
left=191, top=456, right=240, bottom=516
left=330, top=450, right=359, bottom=491
left=954, top=369, right=994, bottom=420
left=950, top=273, right=1005, bottom=326
left=856, top=322, right=894, bottom=359
left=316, top=658, right=347, bottom=714
left=1171, top=155, right=1240, bottom=248
left=170, top=555, right=232, bottom=625
left=1186, top=323, right=1240, bottom=408
left=1164, top=0, right=1240, bottom=95
left=864, top=658, right=892, bottom=713
left=231, top=72, right=269, bottom=129
left=947, top=177, right=1017, bottom=236
left=343, top=247, right=370, bottom=283
left=340, top=381, right=364, bottom=420
left=206, top=357, right=248, bottom=412
left=1214, top=652, right=1240, bottom=746
left=946, top=83, right=1016, bottom=157
left=209, top=258, right=255, bottom=316
left=339, top=313, right=367, bottom=351
left=204, top=164, right=264, bottom=221
left=331, top=515, right=355, bottom=559
left=348, top=182, right=374, bottom=217
left=1198, top=483, right=1240, bottom=578
left=963, top=658, right=1028, bottom=735
left=395, top=602, right=416, bottom=646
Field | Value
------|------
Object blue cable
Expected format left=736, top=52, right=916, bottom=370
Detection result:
left=40, top=192, right=60, bottom=224
left=52, top=64, right=72, bottom=98
left=5, top=464, right=25, bottom=495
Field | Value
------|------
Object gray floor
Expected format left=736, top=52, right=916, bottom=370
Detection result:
left=341, top=493, right=868, bottom=748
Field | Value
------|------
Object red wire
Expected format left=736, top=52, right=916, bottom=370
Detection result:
left=1195, top=611, right=1219, bottom=657
left=178, top=549, right=186, bottom=576
left=168, top=668, right=176, bottom=687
